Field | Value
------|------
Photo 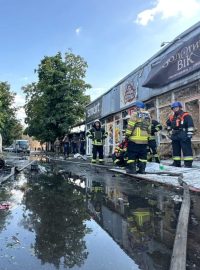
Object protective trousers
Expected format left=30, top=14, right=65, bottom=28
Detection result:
left=127, top=141, right=147, bottom=174
left=63, top=142, right=70, bottom=157
left=92, top=145, right=104, bottom=163
left=171, top=131, right=193, bottom=167
left=148, top=139, right=160, bottom=163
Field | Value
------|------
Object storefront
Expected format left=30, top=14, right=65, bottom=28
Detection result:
left=86, top=22, right=200, bottom=157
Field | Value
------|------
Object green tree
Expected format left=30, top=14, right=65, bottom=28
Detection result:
left=0, top=82, right=23, bottom=145
left=23, top=51, right=91, bottom=143
left=22, top=173, right=91, bottom=268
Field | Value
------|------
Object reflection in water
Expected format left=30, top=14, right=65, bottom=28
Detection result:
left=0, top=185, right=12, bottom=232
left=22, top=173, right=91, bottom=269
left=1, top=164, right=200, bottom=269
left=82, top=174, right=182, bottom=270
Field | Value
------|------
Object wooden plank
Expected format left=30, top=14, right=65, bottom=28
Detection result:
left=170, top=185, right=190, bottom=270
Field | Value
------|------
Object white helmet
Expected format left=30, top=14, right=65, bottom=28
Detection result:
left=94, top=119, right=100, bottom=123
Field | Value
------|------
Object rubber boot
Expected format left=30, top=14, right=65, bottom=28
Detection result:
left=148, top=156, right=153, bottom=162
left=99, top=159, right=104, bottom=164
left=137, top=162, right=146, bottom=174
left=126, top=162, right=137, bottom=174
left=184, top=160, right=192, bottom=168
left=169, top=161, right=181, bottom=167
left=154, top=156, right=160, bottom=163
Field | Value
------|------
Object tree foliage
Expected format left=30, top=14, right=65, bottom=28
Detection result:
left=23, top=51, right=91, bottom=143
left=22, top=173, right=90, bottom=268
left=0, top=82, right=23, bottom=145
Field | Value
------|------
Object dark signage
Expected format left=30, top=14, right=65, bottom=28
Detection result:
left=143, top=34, right=200, bottom=88
left=86, top=98, right=102, bottom=122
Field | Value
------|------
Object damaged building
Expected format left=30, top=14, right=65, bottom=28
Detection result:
left=85, top=21, right=200, bottom=158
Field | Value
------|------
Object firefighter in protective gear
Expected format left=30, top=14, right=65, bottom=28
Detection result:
left=112, top=136, right=128, bottom=167
left=148, top=120, right=162, bottom=163
left=86, top=119, right=108, bottom=164
left=166, top=101, right=194, bottom=168
left=125, top=101, right=151, bottom=174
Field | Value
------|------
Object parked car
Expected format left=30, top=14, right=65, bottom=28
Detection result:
left=3, top=145, right=14, bottom=152
left=4, top=140, right=30, bottom=154
left=14, top=140, right=30, bottom=153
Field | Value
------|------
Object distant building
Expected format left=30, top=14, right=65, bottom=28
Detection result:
left=86, top=22, right=200, bottom=157
left=22, top=135, right=46, bottom=151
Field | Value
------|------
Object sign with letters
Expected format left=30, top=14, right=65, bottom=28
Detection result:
left=86, top=98, right=102, bottom=122
left=143, top=34, right=200, bottom=88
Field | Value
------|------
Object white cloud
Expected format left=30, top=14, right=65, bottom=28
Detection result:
left=16, top=107, right=26, bottom=123
left=75, top=27, right=82, bottom=36
left=14, top=93, right=25, bottom=107
left=14, top=93, right=26, bottom=124
left=135, top=0, right=200, bottom=26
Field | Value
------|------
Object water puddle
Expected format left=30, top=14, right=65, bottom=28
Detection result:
left=0, top=164, right=199, bottom=269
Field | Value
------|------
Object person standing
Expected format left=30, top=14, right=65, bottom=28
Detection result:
left=54, top=138, right=60, bottom=155
left=62, top=134, right=70, bottom=158
left=79, top=133, right=86, bottom=155
left=125, top=101, right=151, bottom=174
left=166, top=101, right=194, bottom=168
left=148, top=119, right=162, bottom=163
left=72, top=134, right=79, bottom=154
left=86, top=119, right=108, bottom=164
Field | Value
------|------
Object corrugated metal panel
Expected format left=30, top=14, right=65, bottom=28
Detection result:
left=102, top=86, right=120, bottom=117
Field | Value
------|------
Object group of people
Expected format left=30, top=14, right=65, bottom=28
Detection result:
left=87, top=100, right=194, bottom=174
left=54, top=133, right=86, bottom=157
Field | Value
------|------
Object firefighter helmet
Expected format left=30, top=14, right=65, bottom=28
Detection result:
left=171, top=101, right=182, bottom=109
left=94, top=119, right=100, bottom=123
left=132, top=100, right=145, bottom=109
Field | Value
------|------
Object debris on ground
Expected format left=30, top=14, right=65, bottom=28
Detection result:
left=74, top=153, right=87, bottom=160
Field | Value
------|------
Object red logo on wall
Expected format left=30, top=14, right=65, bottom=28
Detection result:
left=124, top=83, right=136, bottom=104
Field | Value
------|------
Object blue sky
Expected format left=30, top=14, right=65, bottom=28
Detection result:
left=0, top=0, right=200, bottom=122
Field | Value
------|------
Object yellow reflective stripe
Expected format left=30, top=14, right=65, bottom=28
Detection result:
left=188, top=127, right=194, bottom=131
left=127, top=160, right=135, bottom=164
left=183, top=156, right=193, bottom=161
left=153, top=154, right=159, bottom=157
left=93, top=187, right=102, bottom=192
left=149, top=136, right=155, bottom=140
left=136, top=127, right=139, bottom=137
left=128, top=121, right=135, bottom=126
left=173, top=156, right=181, bottom=160
left=130, top=136, right=149, bottom=140
left=93, top=140, right=103, bottom=145
left=139, top=159, right=147, bottom=163
left=155, top=125, right=162, bottom=131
